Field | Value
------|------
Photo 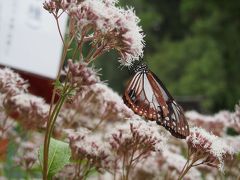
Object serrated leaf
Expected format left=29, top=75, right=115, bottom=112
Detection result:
left=39, top=138, right=71, bottom=179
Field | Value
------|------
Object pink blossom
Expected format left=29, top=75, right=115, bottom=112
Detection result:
left=66, top=59, right=100, bottom=87
left=107, top=119, right=166, bottom=178
left=108, top=119, right=166, bottom=153
left=5, top=94, right=49, bottom=129
left=43, top=0, right=77, bottom=14
left=185, top=110, right=230, bottom=136
left=53, top=164, right=76, bottom=179
left=66, top=129, right=111, bottom=175
left=223, top=135, right=240, bottom=154
left=160, top=150, right=202, bottom=180
left=186, top=127, right=234, bottom=171
left=57, top=108, right=103, bottom=132
left=0, top=68, right=28, bottom=95
left=132, top=152, right=161, bottom=179
left=14, top=141, right=38, bottom=170
left=69, top=0, right=145, bottom=65
left=69, top=82, right=134, bottom=121
left=230, top=102, right=240, bottom=133
left=87, top=119, right=165, bottom=179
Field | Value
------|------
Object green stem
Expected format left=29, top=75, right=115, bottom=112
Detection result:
left=42, top=13, right=75, bottom=179
left=42, top=88, right=69, bottom=179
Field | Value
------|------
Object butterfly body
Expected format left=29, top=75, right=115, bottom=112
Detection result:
left=123, top=63, right=189, bottom=139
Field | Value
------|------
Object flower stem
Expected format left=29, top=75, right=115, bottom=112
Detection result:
left=42, top=16, right=73, bottom=179
left=42, top=90, right=68, bottom=179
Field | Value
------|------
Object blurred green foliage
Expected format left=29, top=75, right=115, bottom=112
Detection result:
left=94, top=0, right=240, bottom=112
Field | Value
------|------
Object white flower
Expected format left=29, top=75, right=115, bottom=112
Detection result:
left=187, top=127, right=234, bottom=171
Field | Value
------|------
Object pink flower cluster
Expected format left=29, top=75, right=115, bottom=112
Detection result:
left=69, top=82, right=134, bottom=121
left=14, top=141, right=37, bottom=170
left=66, top=59, right=100, bottom=87
left=0, top=68, right=49, bottom=130
left=186, top=127, right=234, bottom=171
left=160, top=150, right=201, bottom=179
left=186, top=106, right=240, bottom=135
left=5, top=94, right=49, bottom=129
left=230, top=102, right=240, bottom=133
left=44, top=0, right=145, bottom=65
left=64, top=119, right=167, bottom=179
left=107, top=119, right=166, bottom=178
left=108, top=120, right=166, bottom=154
left=0, top=68, right=28, bottom=95
left=66, top=129, right=110, bottom=177
left=43, top=0, right=77, bottom=14
left=69, top=0, right=144, bottom=65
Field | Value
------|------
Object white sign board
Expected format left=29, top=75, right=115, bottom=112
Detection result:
left=0, top=0, right=67, bottom=79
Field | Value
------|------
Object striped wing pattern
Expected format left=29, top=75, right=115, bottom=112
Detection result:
left=123, top=68, right=189, bottom=139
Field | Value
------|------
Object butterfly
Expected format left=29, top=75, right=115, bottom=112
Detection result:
left=123, top=63, right=189, bottom=139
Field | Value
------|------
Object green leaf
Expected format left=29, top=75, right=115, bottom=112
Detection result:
left=67, top=89, right=76, bottom=97
left=39, top=138, right=71, bottom=179
left=53, top=80, right=63, bottom=90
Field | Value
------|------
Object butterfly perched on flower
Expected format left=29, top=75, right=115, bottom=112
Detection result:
left=123, top=63, right=189, bottom=139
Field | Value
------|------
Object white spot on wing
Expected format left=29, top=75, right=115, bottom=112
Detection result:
left=153, top=76, right=169, bottom=101
left=143, top=74, right=155, bottom=102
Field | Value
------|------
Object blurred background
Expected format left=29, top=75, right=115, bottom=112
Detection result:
left=92, top=0, right=240, bottom=113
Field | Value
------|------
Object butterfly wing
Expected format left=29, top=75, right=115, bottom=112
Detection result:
left=147, top=71, right=190, bottom=138
left=123, top=69, right=189, bottom=139
left=123, top=71, right=162, bottom=121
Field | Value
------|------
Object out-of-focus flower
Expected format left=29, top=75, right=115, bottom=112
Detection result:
left=53, top=164, right=76, bottom=180
left=5, top=94, right=49, bottom=129
left=186, top=110, right=230, bottom=136
left=159, top=150, right=201, bottom=180
left=0, top=116, right=17, bottom=139
left=69, top=82, right=134, bottom=122
left=186, top=107, right=240, bottom=135
left=223, top=135, right=240, bottom=154
left=14, top=141, right=37, bottom=170
left=56, top=108, right=102, bottom=134
left=0, top=94, right=17, bottom=139
left=66, top=129, right=110, bottom=177
left=43, top=0, right=78, bottom=14
left=66, top=59, right=100, bottom=88
left=0, top=68, right=28, bottom=95
left=0, top=68, right=29, bottom=139
left=68, top=0, right=144, bottom=65
left=230, top=102, right=240, bottom=133
left=186, top=127, right=234, bottom=172
left=13, top=133, right=43, bottom=172
left=132, top=152, right=161, bottom=180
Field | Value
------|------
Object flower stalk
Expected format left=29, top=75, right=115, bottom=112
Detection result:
left=42, top=85, right=71, bottom=179
left=42, top=14, right=73, bottom=179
